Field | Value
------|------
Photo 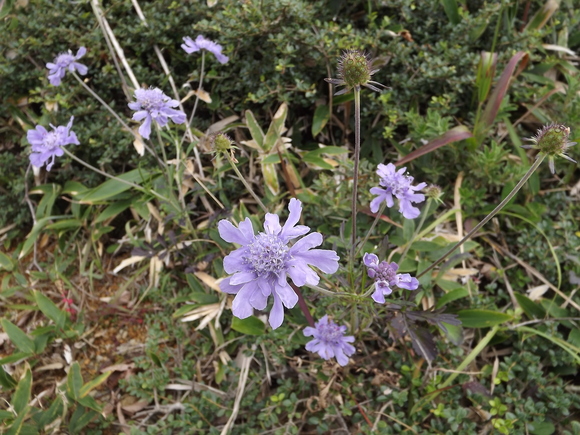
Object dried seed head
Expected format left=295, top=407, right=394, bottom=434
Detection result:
left=523, top=123, right=577, bottom=173
left=210, top=132, right=238, bottom=162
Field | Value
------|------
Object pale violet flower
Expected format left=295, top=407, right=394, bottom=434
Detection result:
left=218, top=198, right=340, bottom=329
left=46, top=47, right=88, bottom=86
left=363, top=253, right=419, bottom=304
left=370, top=163, right=427, bottom=219
left=182, top=35, right=229, bottom=64
left=27, top=116, right=79, bottom=171
left=304, top=315, right=355, bottom=366
left=128, top=88, right=186, bottom=140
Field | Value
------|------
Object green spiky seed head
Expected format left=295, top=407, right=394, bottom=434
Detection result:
left=338, top=50, right=372, bottom=90
left=533, top=124, right=571, bottom=156
left=424, top=184, right=443, bottom=203
left=213, top=133, right=234, bottom=153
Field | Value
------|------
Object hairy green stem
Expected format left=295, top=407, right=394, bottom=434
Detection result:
left=225, top=152, right=268, bottom=214
left=350, top=87, right=362, bottom=265
left=417, top=155, right=545, bottom=279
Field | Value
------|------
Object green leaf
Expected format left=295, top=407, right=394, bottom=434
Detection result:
left=11, top=369, right=32, bottom=414
left=45, top=219, right=83, bottom=231
left=245, top=109, right=265, bottom=149
left=0, top=365, right=17, bottom=389
left=436, top=287, right=469, bottom=308
left=34, top=291, right=66, bottom=329
left=5, top=407, right=28, bottom=435
left=68, top=406, right=98, bottom=433
left=80, top=371, right=111, bottom=398
left=261, top=161, right=280, bottom=195
left=457, top=309, right=513, bottom=328
left=263, top=103, right=288, bottom=152
left=1, top=319, right=35, bottom=354
left=0, top=251, right=14, bottom=271
left=94, top=199, right=132, bottom=224
left=530, top=421, right=555, bottom=435
left=514, top=293, right=546, bottom=319
left=19, top=215, right=70, bottom=259
left=75, top=169, right=151, bottom=204
left=37, top=396, right=64, bottom=428
left=440, top=0, right=460, bottom=24
left=31, top=183, right=61, bottom=220
left=67, top=362, right=83, bottom=400
left=301, top=154, right=334, bottom=170
left=231, top=316, right=266, bottom=336
left=438, top=322, right=463, bottom=346
left=311, top=104, right=330, bottom=136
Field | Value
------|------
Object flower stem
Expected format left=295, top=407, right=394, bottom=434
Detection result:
left=290, top=283, right=315, bottom=327
left=350, top=87, right=362, bottom=265
left=398, top=198, right=432, bottom=263
left=417, top=155, right=545, bottom=279
left=62, top=148, right=170, bottom=203
left=355, top=202, right=386, bottom=258
left=224, top=152, right=268, bottom=214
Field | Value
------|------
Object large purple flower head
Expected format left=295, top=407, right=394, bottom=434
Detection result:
left=128, top=88, right=186, bottom=140
left=363, top=253, right=419, bottom=304
left=46, top=47, right=88, bottom=86
left=303, top=315, right=355, bottom=366
left=27, top=116, right=79, bottom=171
left=182, top=35, right=229, bottom=64
left=218, top=199, right=340, bottom=329
left=370, top=163, right=427, bottom=219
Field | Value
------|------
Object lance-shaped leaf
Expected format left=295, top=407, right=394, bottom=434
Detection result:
left=244, top=110, right=265, bottom=150
left=524, top=0, right=560, bottom=32
left=395, top=125, right=473, bottom=166
left=476, top=51, right=498, bottom=103
left=263, top=103, right=288, bottom=153
left=480, top=51, right=529, bottom=131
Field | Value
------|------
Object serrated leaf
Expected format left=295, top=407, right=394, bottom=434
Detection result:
left=231, top=316, right=265, bottom=336
left=457, top=309, right=513, bottom=328
left=11, top=369, right=32, bottom=414
left=311, top=104, right=330, bottom=136
left=1, top=319, right=35, bottom=354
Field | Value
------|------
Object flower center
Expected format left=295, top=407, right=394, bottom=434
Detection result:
left=374, top=263, right=397, bottom=284
left=55, top=53, right=74, bottom=67
left=43, top=132, right=60, bottom=150
left=319, top=323, right=343, bottom=343
left=138, top=90, right=164, bottom=112
left=382, top=173, right=411, bottom=197
left=245, top=233, right=289, bottom=276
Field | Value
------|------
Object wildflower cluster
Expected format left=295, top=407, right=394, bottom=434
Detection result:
left=46, top=47, right=87, bottom=86
left=27, top=117, right=79, bottom=171
left=303, top=315, right=355, bottom=366
left=128, top=88, right=186, bottom=140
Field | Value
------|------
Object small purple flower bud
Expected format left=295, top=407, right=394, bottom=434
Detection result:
left=303, top=315, right=355, bottom=366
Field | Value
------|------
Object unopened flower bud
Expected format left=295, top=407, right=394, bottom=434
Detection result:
left=424, top=184, right=443, bottom=203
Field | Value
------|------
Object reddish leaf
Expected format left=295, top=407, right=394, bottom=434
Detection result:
left=395, top=125, right=473, bottom=166
left=481, top=51, right=529, bottom=129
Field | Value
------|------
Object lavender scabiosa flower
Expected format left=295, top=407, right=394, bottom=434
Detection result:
left=364, top=253, right=419, bottom=304
left=303, top=315, right=355, bottom=366
left=181, top=35, right=229, bottom=64
left=128, top=88, right=186, bottom=139
left=27, top=116, right=79, bottom=171
left=218, top=198, right=340, bottom=329
left=522, top=123, right=577, bottom=174
left=46, top=47, right=88, bottom=86
left=370, top=163, right=427, bottom=219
